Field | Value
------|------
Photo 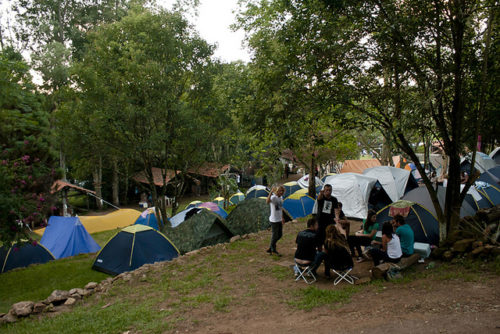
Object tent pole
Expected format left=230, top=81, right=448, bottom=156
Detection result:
left=86, top=192, right=120, bottom=210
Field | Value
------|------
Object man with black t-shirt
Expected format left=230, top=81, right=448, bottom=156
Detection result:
left=294, top=218, right=326, bottom=276
left=312, top=184, right=339, bottom=251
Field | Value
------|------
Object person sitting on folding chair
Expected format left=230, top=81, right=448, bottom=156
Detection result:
left=369, top=221, right=402, bottom=266
left=294, top=218, right=326, bottom=280
left=324, top=224, right=356, bottom=284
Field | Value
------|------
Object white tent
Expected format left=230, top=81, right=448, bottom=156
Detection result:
left=297, top=174, right=324, bottom=189
left=169, top=208, right=201, bottom=228
left=363, top=166, right=411, bottom=202
left=489, top=147, right=500, bottom=165
left=323, top=173, right=378, bottom=219
left=461, top=152, right=497, bottom=173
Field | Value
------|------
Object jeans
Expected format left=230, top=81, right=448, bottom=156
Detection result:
left=369, top=248, right=401, bottom=266
left=347, top=235, right=372, bottom=257
left=269, top=221, right=283, bottom=252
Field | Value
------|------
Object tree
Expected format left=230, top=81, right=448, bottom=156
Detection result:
left=72, top=5, right=220, bottom=226
left=0, top=47, right=58, bottom=245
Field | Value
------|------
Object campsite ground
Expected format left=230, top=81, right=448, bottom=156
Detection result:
left=3, top=219, right=500, bottom=334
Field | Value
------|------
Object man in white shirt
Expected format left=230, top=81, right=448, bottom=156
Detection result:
left=266, top=185, right=285, bottom=256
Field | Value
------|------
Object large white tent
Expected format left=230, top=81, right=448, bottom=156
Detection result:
left=363, top=166, right=412, bottom=202
left=297, top=174, right=323, bottom=189
left=323, top=173, right=378, bottom=219
left=461, top=152, right=497, bottom=173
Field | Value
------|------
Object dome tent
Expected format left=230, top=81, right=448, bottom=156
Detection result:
left=283, top=181, right=301, bottom=198
left=92, top=225, right=179, bottom=276
left=362, top=166, right=418, bottom=202
left=40, top=216, right=100, bottom=259
left=229, top=192, right=245, bottom=205
left=1, top=243, right=55, bottom=273
left=283, top=193, right=315, bottom=219
left=226, top=198, right=292, bottom=236
left=134, top=207, right=163, bottom=230
left=169, top=207, right=202, bottom=228
left=185, top=201, right=203, bottom=210
left=166, top=209, right=233, bottom=254
left=376, top=200, right=439, bottom=245
left=297, top=174, right=323, bottom=189
left=245, top=185, right=269, bottom=199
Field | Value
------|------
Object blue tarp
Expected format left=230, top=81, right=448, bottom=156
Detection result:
left=40, top=216, right=101, bottom=259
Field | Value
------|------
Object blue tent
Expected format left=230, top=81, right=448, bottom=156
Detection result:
left=1, top=243, right=55, bottom=273
left=134, top=208, right=162, bottom=230
left=40, top=216, right=100, bottom=259
left=488, top=166, right=500, bottom=179
left=283, top=181, right=301, bottom=198
left=229, top=192, right=245, bottom=205
left=478, top=170, right=500, bottom=187
left=92, top=225, right=179, bottom=276
left=246, top=185, right=269, bottom=199
left=476, top=183, right=500, bottom=206
left=376, top=200, right=439, bottom=245
left=283, top=193, right=315, bottom=219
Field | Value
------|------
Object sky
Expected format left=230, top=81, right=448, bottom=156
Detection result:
left=0, top=0, right=251, bottom=63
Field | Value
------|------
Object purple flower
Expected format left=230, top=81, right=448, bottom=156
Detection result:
left=21, top=155, right=30, bottom=163
left=13, top=162, right=19, bottom=167
left=39, top=196, right=45, bottom=202
left=20, top=180, right=27, bottom=185
left=24, top=140, right=29, bottom=145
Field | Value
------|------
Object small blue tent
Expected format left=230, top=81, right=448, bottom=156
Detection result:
left=246, top=185, right=269, bottom=199
left=376, top=200, right=439, bottom=245
left=92, top=225, right=179, bottom=276
left=283, top=181, right=301, bottom=198
left=476, top=183, right=500, bottom=206
left=40, top=216, right=100, bottom=259
left=283, top=193, right=315, bottom=219
left=229, top=192, right=245, bottom=205
left=1, top=243, right=55, bottom=273
left=134, top=207, right=162, bottom=230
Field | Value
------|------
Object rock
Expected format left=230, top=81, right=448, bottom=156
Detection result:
left=452, top=239, right=475, bottom=253
left=431, top=247, right=446, bottom=259
left=355, top=277, right=371, bottom=285
left=471, top=246, right=485, bottom=256
left=12, top=301, right=34, bottom=317
left=230, top=235, right=241, bottom=243
left=32, top=302, right=46, bottom=314
left=186, top=249, right=199, bottom=256
left=2, top=310, right=17, bottom=323
left=472, top=241, right=483, bottom=249
left=81, top=289, right=93, bottom=297
left=64, top=298, right=77, bottom=306
left=85, top=282, right=98, bottom=290
left=122, top=274, right=132, bottom=282
left=46, top=290, right=70, bottom=304
left=70, top=293, right=82, bottom=300
left=44, top=303, right=55, bottom=313
left=442, top=250, right=454, bottom=261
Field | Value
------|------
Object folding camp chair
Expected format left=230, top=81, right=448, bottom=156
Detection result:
left=327, top=247, right=358, bottom=286
left=294, top=258, right=316, bottom=284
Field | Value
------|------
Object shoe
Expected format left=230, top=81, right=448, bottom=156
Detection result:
left=273, top=251, right=282, bottom=257
left=266, top=248, right=272, bottom=254
left=356, top=257, right=366, bottom=263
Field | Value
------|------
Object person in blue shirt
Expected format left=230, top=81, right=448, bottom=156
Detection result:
left=393, top=214, right=414, bottom=257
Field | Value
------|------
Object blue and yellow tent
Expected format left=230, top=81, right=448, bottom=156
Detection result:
left=92, top=225, right=179, bottom=276
left=376, top=200, right=439, bottom=245
left=1, top=243, right=55, bottom=273
left=185, top=201, right=203, bottom=210
left=476, top=183, right=500, bottom=206
left=134, top=207, right=163, bottom=230
left=246, top=185, right=269, bottom=199
left=283, top=193, right=315, bottom=219
left=283, top=181, right=301, bottom=198
left=229, top=192, right=245, bottom=205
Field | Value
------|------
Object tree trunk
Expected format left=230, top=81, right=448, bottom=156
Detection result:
left=112, top=159, right=120, bottom=206
left=444, top=153, right=462, bottom=239
left=122, top=165, right=129, bottom=205
left=308, top=154, right=316, bottom=198
left=93, top=156, right=103, bottom=209
left=381, top=135, right=391, bottom=166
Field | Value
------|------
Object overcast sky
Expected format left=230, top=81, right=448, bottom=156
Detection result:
left=0, top=0, right=251, bottom=63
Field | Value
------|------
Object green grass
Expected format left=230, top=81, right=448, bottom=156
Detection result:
left=259, top=265, right=291, bottom=281
left=0, top=253, right=109, bottom=313
left=288, top=285, right=360, bottom=311
left=90, top=229, right=120, bottom=247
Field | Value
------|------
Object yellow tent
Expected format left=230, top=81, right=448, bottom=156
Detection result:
left=34, top=209, right=141, bottom=236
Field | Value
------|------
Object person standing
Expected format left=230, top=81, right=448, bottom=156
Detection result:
left=393, top=215, right=414, bottom=257
left=312, top=184, right=339, bottom=252
left=266, top=185, right=285, bottom=256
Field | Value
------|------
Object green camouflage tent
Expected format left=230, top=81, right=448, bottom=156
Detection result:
left=225, top=198, right=292, bottom=236
left=165, top=209, right=233, bottom=254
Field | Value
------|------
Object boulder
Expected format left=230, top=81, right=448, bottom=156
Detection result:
left=69, top=288, right=85, bottom=296
left=85, top=282, right=98, bottom=290
left=12, top=301, right=34, bottom=317
left=64, top=298, right=77, bottom=306
left=81, top=289, right=93, bottom=297
left=230, top=235, right=241, bottom=243
left=471, top=246, right=485, bottom=256
left=355, top=277, right=371, bottom=285
left=44, top=303, right=55, bottom=313
left=70, top=293, right=82, bottom=300
left=32, top=302, right=46, bottom=314
left=452, top=239, right=475, bottom=253
left=46, top=290, right=70, bottom=305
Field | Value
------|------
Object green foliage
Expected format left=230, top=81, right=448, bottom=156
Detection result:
left=0, top=48, right=58, bottom=245
left=210, top=175, right=239, bottom=209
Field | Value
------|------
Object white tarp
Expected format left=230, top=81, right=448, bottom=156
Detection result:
left=170, top=208, right=201, bottom=228
left=490, top=147, right=500, bottom=164
left=363, top=166, right=411, bottom=202
left=297, top=174, right=324, bottom=189
left=323, top=173, right=378, bottom=219
left=461, top=152, right=497, bottom=173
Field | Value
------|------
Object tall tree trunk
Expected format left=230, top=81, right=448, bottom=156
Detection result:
left=121, top=164, right=129, bottom=205
left=60, top=147, right=68, bottom=216
left=308, top=153, right=316, bottom=198
left=112, top=159, right=120, bottom=206
left=381, top=135, right=391, bottom=166
left=93, top=156, right=103, bottom=209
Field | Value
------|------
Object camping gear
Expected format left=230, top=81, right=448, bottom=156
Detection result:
left=321, top=173, right=337, bottom=183
left=362, top=166, right=418, bottom=202
left=376, top=200, right=439, bottom=245
left=476, top=183, right=500, bottom=206
left=196, top=202, right=228, bottom=219
left=92, top=225, right=179, bottom=276
left=245, top=185, right=269, bottom=199
left=166, top=209, right=233, bottom=254
left=461, top=152, right=497, bottom=173
left=340, top=159, right=381, bottom=174
left=170, top=208, right=202, bottom=228
left=213, top=197, right=226, bottom=208
left=292, top=187, right=322, bottom=197
left=297, top=174, right=323, bottom=190
left=323, top=173, right=392, bottom=219
left=134, top=207, right=163, bottom=230
left=478, top=169, right=500, bottom=186
left=185, top=201, right=203, bottom=210
left=226, top=198, right=292, bottom=236
left=229, top=192, right=245, bottom=205
left=283, top=181, right=301, bottom=198
left=490, top=147, right=500, bottom=165
left=40, top=216, right=100, bottom=259
left=1, top=243, right=55, bottom=273
left=413, top=242, right=431, bottom=259
left=283, top=193, right=315, bottom=219
left=488, top=166, right=500, bottom=179
left=294, top=259, right=316, bottom=284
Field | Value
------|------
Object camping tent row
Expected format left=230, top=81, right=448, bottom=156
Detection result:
left=0, top=243, right=55, bottom=273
